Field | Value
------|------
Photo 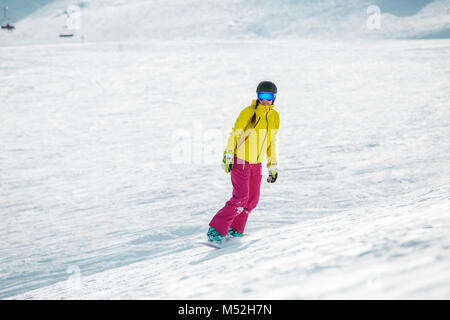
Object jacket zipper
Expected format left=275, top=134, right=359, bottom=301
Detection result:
left=257, top=112, right=269, bottom=162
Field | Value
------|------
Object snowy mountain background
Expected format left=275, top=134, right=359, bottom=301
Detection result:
left=1, top=0, right=450, bottom=299
left=1, top=0, right=450, bottom=44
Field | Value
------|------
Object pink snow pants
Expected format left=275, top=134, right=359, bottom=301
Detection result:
left=209, top=157, right=262, bottom=236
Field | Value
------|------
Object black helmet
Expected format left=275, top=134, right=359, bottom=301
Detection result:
left=256, top=80, right=277, bottom=94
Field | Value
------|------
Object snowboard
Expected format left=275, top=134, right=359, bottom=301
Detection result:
left=197, top=240, right=224, bottom=249
left=197, top=234, right=246, bottom=249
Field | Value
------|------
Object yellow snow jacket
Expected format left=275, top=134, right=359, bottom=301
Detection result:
left=225, top=100, right=280, bottom=169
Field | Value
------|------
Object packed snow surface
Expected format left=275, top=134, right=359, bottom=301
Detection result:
left=1, top=38, right=449, bottom=299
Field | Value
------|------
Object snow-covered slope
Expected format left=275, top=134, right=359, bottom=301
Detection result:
left=1, top=39, right=449, bottom=299
left=1, top=0, right=449, bottom=46
left=10, top=194, right=450, bottom=299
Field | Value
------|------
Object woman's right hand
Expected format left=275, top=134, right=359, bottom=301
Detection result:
left=222, top=151, right=234, bottom=173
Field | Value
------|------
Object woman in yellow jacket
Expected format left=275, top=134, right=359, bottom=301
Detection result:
left=207, top=81, right=280, bottom=243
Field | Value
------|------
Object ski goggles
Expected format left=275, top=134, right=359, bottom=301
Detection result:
left=257, top=92, right=276, bottom=101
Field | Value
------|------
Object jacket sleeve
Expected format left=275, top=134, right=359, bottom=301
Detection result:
left=225, top=107, right=252, bottom=153
left=266, top=111, right=280, bottom=168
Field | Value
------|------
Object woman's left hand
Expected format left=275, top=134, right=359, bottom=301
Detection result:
left=267, top=168, right=278, bottom=183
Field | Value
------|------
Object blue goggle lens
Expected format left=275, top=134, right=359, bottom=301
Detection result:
left=257, top=92, right=276, bottom=101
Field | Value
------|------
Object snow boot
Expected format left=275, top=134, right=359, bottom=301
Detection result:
left=227, top=227, right=244, bottom=238
left=206, top=226, right=225, bottom=243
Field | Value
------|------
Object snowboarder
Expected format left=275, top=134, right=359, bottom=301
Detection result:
left=206, top=80, right=280, bottom=244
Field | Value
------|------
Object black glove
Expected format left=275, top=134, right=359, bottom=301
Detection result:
left=267, top=168, right=278, bottom=183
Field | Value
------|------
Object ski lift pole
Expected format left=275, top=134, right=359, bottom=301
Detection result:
left=2, top=5, right=15, bottom=30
